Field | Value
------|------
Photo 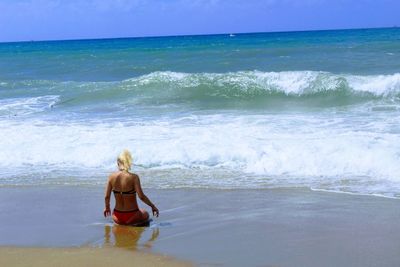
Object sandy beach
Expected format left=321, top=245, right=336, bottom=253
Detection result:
left=0, top=186, right=399, bottom=266
left=0, top=247, right=190, bottom=267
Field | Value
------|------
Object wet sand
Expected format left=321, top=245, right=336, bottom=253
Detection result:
left=0, top=186, right=399, bottom=266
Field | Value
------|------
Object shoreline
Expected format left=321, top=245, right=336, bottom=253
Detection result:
left=2, top=183, right=398, bottom=200
left=309, top=187, right=400, bottom=200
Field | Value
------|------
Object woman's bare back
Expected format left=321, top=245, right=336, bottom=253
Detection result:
left=109, top=171, right=139, bottom=211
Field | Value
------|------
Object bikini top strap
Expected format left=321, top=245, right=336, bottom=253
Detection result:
left=112, top=188, right=136, bottom=195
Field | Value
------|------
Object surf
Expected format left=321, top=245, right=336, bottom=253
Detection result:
left=1, top=71, right=400, bottom=116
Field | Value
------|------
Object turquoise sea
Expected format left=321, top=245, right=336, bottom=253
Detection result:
left=1, top=28, right=400, bottom=197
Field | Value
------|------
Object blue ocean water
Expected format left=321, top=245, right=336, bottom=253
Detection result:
left=1, top=28, right=400, bottom=197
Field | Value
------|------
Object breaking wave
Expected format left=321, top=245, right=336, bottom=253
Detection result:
left=1, top=71, right=400, bottom=111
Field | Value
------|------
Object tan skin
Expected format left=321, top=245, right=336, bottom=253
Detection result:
left=103, top=161, right=159, bottom=220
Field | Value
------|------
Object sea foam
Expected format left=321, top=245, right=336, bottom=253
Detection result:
left=1, top=115, right=399, bottom=188
left=0, top=95, right=60, bottom=116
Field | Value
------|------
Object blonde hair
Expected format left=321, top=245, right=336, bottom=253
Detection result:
left=117, top=149, right=133, bottom=171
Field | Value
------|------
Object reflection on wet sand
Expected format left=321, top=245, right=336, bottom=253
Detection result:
left=104, top=224, right=159, bottom=250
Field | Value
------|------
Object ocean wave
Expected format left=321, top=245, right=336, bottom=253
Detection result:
left=1, top=71, right=400, bottom=196
left=121, top=71, right=400, bottom=99
left=2, top=71, right=400, bottom=109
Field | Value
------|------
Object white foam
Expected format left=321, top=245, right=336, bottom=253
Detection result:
left=0, top=95, right=59, bottom=116
left=0, top=114, right=399, bottom=184
left=347, top=73, right=400, bottom=96
left=310, top=188, right=400, bottom=200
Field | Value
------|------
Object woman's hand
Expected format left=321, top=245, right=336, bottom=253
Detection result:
left=103, top=208, right=111, bottom=217
left=151, top=206, right=159, bottom=217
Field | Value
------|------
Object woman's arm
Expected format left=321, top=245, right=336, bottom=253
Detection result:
left=134, top=175, right=159, bottom=217
left=103, top=175, right=113, bottom=217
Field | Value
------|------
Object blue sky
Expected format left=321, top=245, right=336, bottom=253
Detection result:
left=0, top=0, right=399, bottom=42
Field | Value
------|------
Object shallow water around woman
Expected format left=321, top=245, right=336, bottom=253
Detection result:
left=0, top=186, right=399, bottom=266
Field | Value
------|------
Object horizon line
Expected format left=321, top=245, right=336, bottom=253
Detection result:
left=0, top=26, right=398, bottom=45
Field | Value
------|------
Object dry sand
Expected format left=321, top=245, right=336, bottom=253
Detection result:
left=0, top=246, right=191, bottom=267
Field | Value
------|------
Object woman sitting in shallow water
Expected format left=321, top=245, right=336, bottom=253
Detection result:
left=103, top=150, right=159, bottom=225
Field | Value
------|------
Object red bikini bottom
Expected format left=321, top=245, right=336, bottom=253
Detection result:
left=112, top=209, right=149, bottom=225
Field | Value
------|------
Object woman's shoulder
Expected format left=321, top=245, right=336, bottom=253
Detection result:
left=108, top=171, right=120, bottom=180
left=129, top=172, right=140, bottom=179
